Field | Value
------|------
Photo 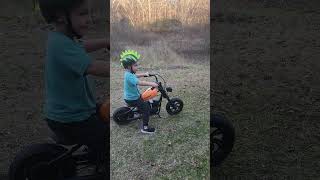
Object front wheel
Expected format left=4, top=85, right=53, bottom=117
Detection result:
left=9, top=143, right=76, bottom=180
left=166, top=98, right=183, bottom=115
left=112, top=107, right=134, bottom=125
left=211, top=113, right=235, bottom=167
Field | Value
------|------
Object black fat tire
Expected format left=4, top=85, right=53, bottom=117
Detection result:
left=9, top=143, right=76, bottom=180
left=112, top=107, right=134, bottom=125
left=166, top=98, right=183, bottom=115
left=211, top=114, right=235, bottom=167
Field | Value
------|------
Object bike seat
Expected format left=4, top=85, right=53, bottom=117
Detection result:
left=50, top=133, right=77, bottom=146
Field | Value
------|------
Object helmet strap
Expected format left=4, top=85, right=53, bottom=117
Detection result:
left=130, top=66, right=135, bottom=74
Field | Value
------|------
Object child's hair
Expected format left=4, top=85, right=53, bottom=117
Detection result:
left=39, top=0, right=85, bottom=24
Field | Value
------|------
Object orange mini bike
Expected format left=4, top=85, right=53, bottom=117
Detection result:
left=112, top=73, right=183, bottom=125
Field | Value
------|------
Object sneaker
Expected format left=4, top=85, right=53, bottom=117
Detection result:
left=141, top=126, right=155, bottom=134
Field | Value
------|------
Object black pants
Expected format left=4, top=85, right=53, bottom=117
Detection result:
left=46, top=113, right=108, bottom=165
left=125, top=98, right=150, bottom=126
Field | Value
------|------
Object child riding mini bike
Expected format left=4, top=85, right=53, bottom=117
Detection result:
left=113, top=50, right=184, bottom=129
left=113, top=73, right=184, bottom=125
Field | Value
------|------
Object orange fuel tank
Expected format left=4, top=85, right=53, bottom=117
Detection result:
left=141, top=87, right=158, bottom=101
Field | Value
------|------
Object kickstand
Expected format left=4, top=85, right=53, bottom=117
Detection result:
left=158, top=114, right=162, bottom=118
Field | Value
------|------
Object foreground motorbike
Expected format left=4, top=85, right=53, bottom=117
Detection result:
left=8, top=103, right=110, bottom=180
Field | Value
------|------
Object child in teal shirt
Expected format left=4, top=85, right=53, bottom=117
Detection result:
left=39, top=0, right=109, bottom=174
left=120, top=50, right=158, bottom=134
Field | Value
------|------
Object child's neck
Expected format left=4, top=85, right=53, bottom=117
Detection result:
left=125, top=69, right=135, bottom=74
left=54, top=24, right=75, bottom=40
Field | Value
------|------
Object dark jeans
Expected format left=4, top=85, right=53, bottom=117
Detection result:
left=46, top=113, right=108, bottom=165
left=125, top=98, right=150, bottom=126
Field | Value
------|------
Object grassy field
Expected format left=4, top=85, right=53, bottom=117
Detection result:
left=110, top=22, right=210, bottom=179
left=211, top=0, right=320, bottom=179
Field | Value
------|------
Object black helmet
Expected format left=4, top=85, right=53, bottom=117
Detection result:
left=38, top=0, right=85, bottom=39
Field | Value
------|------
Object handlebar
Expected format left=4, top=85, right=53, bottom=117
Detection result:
left=144, top=73, right=156, bottom=77
left=144, top=73, right=168, bottom=90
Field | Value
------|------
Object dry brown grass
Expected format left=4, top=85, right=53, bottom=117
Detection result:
left=111, top=0, right=209, bottom=28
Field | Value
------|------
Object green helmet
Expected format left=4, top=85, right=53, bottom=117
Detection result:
left=120, top=50, right=141, bottom=68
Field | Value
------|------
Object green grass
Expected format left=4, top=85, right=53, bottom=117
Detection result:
left=110, top=50, right=209, bottom=179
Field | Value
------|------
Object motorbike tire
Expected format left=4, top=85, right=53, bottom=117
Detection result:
left=166, top=98, right=184, bottom=115
left=112, top=107, right=134, bottom=125
left=9, top=143, right=76, bottom=180
left=211, top=113, right=235, bottom=167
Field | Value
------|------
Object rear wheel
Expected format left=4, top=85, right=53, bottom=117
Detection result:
left=211, top=114, right=235, bottom=167
left=9, top=143, right=76, bottom=180
left=112, top=107, right=134, bottom=125
left=166, top=98, right=183, bottom=115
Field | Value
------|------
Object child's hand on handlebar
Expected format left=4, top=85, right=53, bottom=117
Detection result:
left=137, top=80, right=158, bottom=87
left=151, top=82, right=159, bottom=87
left=145, top=72, right=156, bottom=77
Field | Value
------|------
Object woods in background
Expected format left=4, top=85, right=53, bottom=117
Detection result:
left=111, top=0, right=209, bottom=28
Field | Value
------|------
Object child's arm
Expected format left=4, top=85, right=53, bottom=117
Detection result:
left=137, top=80, right=158, bottom=87
left=83, top=38, right=110, bottom=52
left=136, top=72, right=149, bottom=78
left=86, top=61, right=109, bottom=77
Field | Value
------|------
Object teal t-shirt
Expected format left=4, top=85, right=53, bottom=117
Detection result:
left=124, top=71, right=140, bottom=100
left=44, top=31, right=96, bottom=123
